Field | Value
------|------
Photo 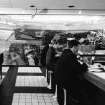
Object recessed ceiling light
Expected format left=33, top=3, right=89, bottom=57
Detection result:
left=29, top=5, right=36, bottom=8
left=67, top=5, right=75, bottom=8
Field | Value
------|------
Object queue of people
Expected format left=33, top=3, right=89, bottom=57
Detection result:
left=40, top=35, right=93, bottom=105
left=3, top=44, right=40, bottom=66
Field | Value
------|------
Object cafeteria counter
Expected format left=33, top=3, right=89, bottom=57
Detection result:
left=84, top=69, right=105, bottom=105
left=84, top=71, right=105, bottom=92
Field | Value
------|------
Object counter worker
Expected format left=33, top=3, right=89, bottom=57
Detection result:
left=55, top=39, right=92, bottom=105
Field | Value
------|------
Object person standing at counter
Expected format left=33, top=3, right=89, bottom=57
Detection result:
left=55, top=39, right=92, bottom=105
left=46, top=39, right=57, bottom=89
left=46, top=39, right=57, bottom=69
left=40, top=40, right=50, bottom=67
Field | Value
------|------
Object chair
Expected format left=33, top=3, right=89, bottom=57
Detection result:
left=0, top=67, right=2, bottom=79
left=45, top=68, right=48, bottom=81
left=63, top=88, right=67, bottom=105
left=52, top=84, right=58, bottom=100
left=63, top=88, right=80, bottom=105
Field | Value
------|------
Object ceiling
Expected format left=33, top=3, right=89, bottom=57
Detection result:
left=0, top=0, right=105, bottom=30
left=0, top=0, right=105, bottom=40
left=0, top=0, right=105, bottom=52
left=0, top=0, right=105, bottom=10
left=0, top=0, right=104, bottom=14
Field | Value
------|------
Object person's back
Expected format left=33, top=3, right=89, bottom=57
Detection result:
left=0, top=53, right=4, bottom=65
left=55, top=48, right=87, bottom=88
left=40, top=45, right=49, bottom=67
left=46, top=46, right=57, bottom=71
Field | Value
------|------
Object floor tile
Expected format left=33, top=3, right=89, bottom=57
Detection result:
left=18, top=67, right=42, bottom=73
left=15, top=76, right=47, bottom=87
left=5, top=67, right=59, bottom=105
left=12, top=93, right=59, bottom=105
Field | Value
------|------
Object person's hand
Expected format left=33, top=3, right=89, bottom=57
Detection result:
left=78, top=60, right=83, bottom=64
left=56, top=52, right=62, bottom=56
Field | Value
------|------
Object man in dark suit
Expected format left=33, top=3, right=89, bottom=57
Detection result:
left=55, top=39, right=92, bottom=105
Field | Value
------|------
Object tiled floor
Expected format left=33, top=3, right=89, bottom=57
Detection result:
left=15, top=76, right=48, bottom=87
left=18, top=67, right=42, bottom=73
left=12, top=93, right=58, bottom=105
left=12, top=67, right=59, bottom=105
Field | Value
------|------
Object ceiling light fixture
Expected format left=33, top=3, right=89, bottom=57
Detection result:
left=30, top=5, right=35, bottom=8
left=29, top=5, right=38, bottom=18
left=29, top=5, right=48, bottom=18
left=67, top=5, right=75, bottom=8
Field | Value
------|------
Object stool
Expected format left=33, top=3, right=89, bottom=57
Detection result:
left=63, top=88, right=80, bottom=105
left=0, top=69, right=2, bottom=79
left=63, top=88, right=67, bottom=105
left=52, top=84, right=58, bottom=100
left=47, top=70, right=53, bottom=89
left=45, top=68, right=48, bottom=81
